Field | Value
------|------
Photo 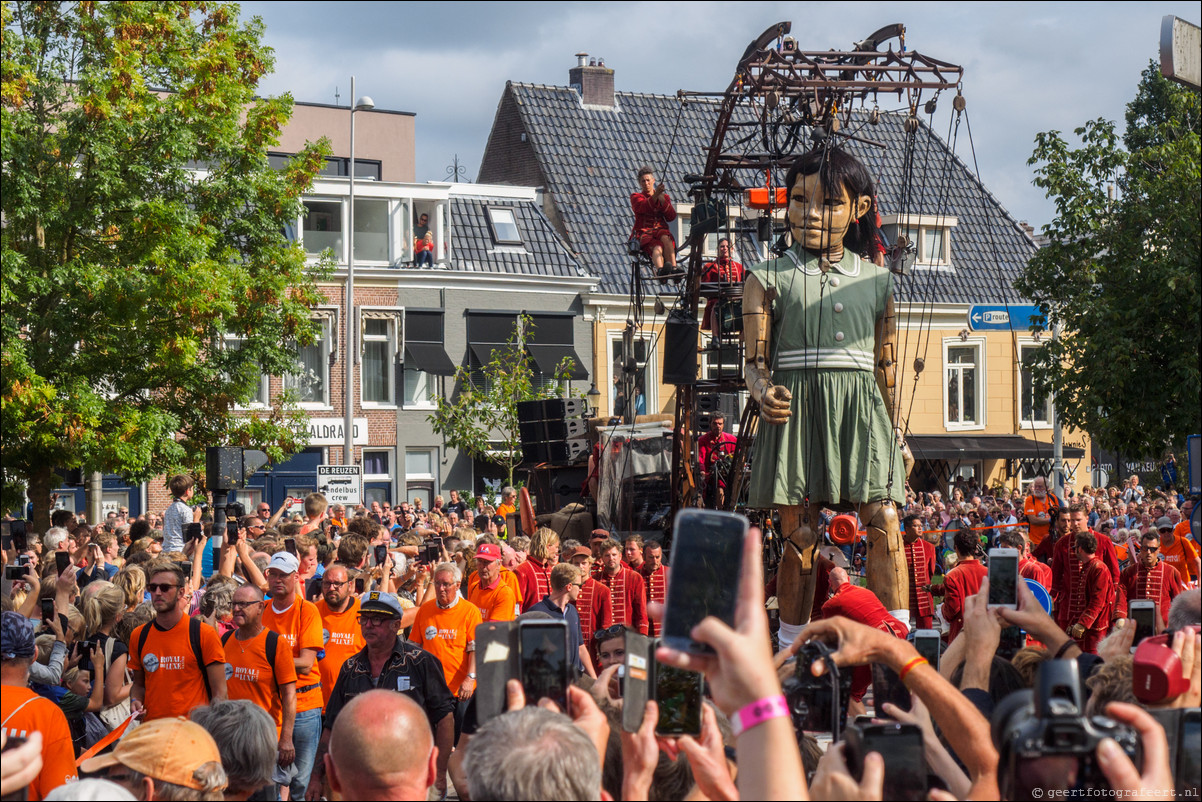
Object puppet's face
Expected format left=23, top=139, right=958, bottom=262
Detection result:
left=787, top=172, right=872, bottom=255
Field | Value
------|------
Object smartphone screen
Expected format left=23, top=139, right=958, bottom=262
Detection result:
left=285, top=538, right=298, bottom=556
left=40, top=598, right=55, bottom=622
left=11, top=520, right=28, bottom=552
left=373, top=544, right=388, bottom=566
left=55, top=551, right=72, bottom=575
left=186, top=522, right=203, bottom=543
left=848, top=723, right=928, bottom=801
left=871, top=662, right=910, bottom=719
left=655, top=664, right=703, bottom=736
left=476, top=621, right=519, bottom=725
left=987, top=549, right=1019, bottom=607
left=178, top=561, right=192, bottom=577
left=913, top=630, right=941, bottom=671
left=519, top=620, right=571, bottom=713
left=225, top=519, right=238, bottom=539
left=662, top=509, right=747, bottom=653
left=1130, top=602, right=1157, bottom=645
left=354, top=577, right=365, bottom=595
left=621, top=632, right=653, bottom=733
left=423, top=539, right=441, bottom=564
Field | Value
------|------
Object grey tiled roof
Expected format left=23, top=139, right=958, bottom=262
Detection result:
left=490, top=82, right=1036, bottom=302
left=448, top=195, right=591, bottom=279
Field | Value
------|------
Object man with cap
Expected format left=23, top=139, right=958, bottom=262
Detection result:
left=79, top=717, right=227, bottom=800
left=589, top=529, right=610, bottom=563
left=261, top=551, right=324, bottom=801
left=308, top=591, right=455, bottom=801
left=1115, top=530, right=1188, bottom=629
left=1, top=612, right=77, bottom=800
left=565, top=541, right=613, bottom=655
left=467, top=543, right=518, bottom=622
left=1155, top=515, right=1199, bottom=585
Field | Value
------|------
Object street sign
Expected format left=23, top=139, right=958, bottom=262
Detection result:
left=1161, top=16, right=1201, bottom=89
left=317, top=464, right=362, bottom=507
left=967, top=304, right=1044, bottom=332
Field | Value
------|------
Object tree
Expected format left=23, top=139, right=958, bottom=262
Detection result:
left=429, top=315, right=580, bottom=488
left=1, top=2, right=332, bottom=532
left=1016, top=62, right=1200, bottom=460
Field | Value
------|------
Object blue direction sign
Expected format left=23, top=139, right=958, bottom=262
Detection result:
left=967, top=304, right=1045, bottom=332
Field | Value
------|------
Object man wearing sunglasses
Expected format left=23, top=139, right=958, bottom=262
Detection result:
left=1115, top=530, right=1186, bottom=630
left=307, top=591, right=455, bottom=801
left=130, top=560, right=227, bottom=721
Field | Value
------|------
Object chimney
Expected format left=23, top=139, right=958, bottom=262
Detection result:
left=569, top=52, right=615, bottom=108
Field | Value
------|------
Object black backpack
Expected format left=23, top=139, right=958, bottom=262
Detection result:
left=221, top=628, right=282, bottom=692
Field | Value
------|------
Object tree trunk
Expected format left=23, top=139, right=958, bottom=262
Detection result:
left=27, top=464, right=55, bottom=536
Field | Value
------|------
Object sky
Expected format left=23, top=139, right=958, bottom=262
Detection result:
left=241, top=1, right=1199, bottom=230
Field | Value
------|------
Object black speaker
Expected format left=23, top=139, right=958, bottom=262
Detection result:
left=544, top=418, right=588, bottom=440
left=663, top=310, right=698, bottom=385
left=696, top=394, right=721, bottom=413
left=516, top=399, right=546, bottom=424
left=544, top=398, right=587, bottom=419
left=545, top=438, right=588, bottom=464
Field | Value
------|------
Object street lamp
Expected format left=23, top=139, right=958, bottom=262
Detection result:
left=586, top=381, right=602, bottom=418
left=344, top=77, right=375, bottom=466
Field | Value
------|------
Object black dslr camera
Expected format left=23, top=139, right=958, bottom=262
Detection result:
left=993, top=659, right=1142, bottom=799
left=782, top=640, right=853, bottom=740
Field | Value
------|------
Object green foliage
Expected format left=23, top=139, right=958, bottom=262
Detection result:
left=1016, top=63, right=1200, bottom=459
left=429, top=315, right=581, bottom=487
left=0, top=1, right=332, bottom=525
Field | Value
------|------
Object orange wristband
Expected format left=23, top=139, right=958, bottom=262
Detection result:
left=899, top=656, right=928, bottom=683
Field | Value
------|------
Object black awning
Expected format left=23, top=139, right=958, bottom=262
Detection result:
left=527, top=344, right=588, bottom=380
left=907, top=434, right=1084, bottom=462
left=469, top=342, right=520, bottom=367
left=404, top=342, right=456, bottom=376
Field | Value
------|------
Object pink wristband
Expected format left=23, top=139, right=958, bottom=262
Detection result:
left=730, top=695, right=789, bottom=736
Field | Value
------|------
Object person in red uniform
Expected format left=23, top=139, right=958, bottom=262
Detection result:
left=820, top=567, right=906, bottom=714
left=514, top=528, right=559, bottom=613
left=697, top=413, right=737, bottom=509
left=595, top=539, right=648, bottom=635
left=1001, top=530, right=1052, bottom=589
left=1114, top=531, right=1186, bottom=628
left=1066, top=532, right=1113, bottom=653
left=699, top=238, right=745, bottom=339
left=630, top=166, right=677, bottom=276
left=902, top=514, right=937, bottom=629
left=941, top=530, right=988, bottom=641
left=1053, top=505, right=1119, bottom=630
left=639, top=541, right=669, bottom=637
left=565, top=543, right=613, bottom=661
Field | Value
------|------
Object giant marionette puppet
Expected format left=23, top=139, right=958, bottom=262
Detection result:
left=743, top=146, right=914, bottom=650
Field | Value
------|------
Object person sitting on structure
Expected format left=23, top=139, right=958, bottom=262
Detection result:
left=629, top=166, right=677, bottom=277
left=700, top=237, right=745, bottom=341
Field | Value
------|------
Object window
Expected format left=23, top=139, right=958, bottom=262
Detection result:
left=403, top=310, right=454, bottom=409
left=405, top=448, right=438, bottom=510
left=486, top=207, right=522, bottom=245
left=1018, top=343, right=1052, bottom=427
left=223, top=337, right=269, bottom=407
left=610, top=333, right=654, bottom=417
left=353, top=199, right=390, bottom=262
left=363, top=449, right=392, bottom=478
left=404, top=366, right=436, bottom=407
left=302, top=200, right=343, bottom=258
left=880, top=214, right=957, bottom=268
left=526, top=313, right=587, bottom=388
left=944, top=340, right=983, bottom=428
left=361, top=315, right=398, bottom=406
left=467, top=312, right=522, bottom=392
left=284, top=313, right=334, bottom=407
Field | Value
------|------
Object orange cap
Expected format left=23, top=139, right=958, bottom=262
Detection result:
left=80, top=718, right=226, bottom=792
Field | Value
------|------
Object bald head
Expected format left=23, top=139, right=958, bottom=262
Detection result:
left=326, top=690, right=436, bottom=800
left=828, top=567, right=849, bottom=588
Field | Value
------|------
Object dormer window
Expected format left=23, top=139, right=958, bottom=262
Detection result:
left=486, top=207, right=522, bottom=245
left=880, top=214, right=957, bottom=268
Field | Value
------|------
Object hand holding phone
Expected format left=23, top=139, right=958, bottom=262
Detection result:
left=987, top=548, right=1019, bottom=610
left=661, top=509, right=747, bottom=654
left=55, top=551, right=72, bottom=576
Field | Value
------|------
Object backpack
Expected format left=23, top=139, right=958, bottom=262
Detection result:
left=220, top=628, right=282, bottom=692
left=136, top=617, right=213, bottom=700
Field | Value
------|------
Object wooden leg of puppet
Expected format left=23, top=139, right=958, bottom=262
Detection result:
left=861, top=500, right=911, bottom=627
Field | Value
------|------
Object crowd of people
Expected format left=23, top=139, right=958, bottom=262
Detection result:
left=2, top=470, right=1198, bottom=801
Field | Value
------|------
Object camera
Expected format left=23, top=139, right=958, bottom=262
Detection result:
left=225, top=501, right=246, bottom=520
left=993, top=659, right=1142, bottom=799
left=1148, top=707, right=1201, bottom=797
left=782, top=640, right=852, bottom=739
left=1133, top=631, right=1191, bottom=704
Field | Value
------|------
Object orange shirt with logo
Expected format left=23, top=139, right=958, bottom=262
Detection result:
left=1, top=686, right=77, bottom=800
left=315, top=596, right=366, bottom=704
left=1024, top=495, right=1059, bottom=546
left=467, top=577, right=518, bottom=623
left=130, top=616, right=225, bottom=721
left=410, top=597, right=483, bottom=689
left=224, top=629, right=298, bottom=730
left=262, top=596, right=325, bottom=712
left=1160, top=535, right=1199, bottom=583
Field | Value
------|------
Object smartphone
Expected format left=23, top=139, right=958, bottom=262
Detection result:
left=422, top=539, right=441, bottom=564
left=55, top=551, right=72, bottom=575
left=655, top=662, right=704, bottom=736
left=845, top=722, right=929, bottom=801
left=872, top=662, right=910, bottom=719
left=1130, top=600, right=1157, bottom=647
left=40, top=598, right=55, bottom=622
left=373, top=544, right=388, bottom=566
left=518, top=619, right=571, bottom=713
left=284, top=537, right=298, bottom=557
left=354, top=576, right=365, bottom=595
left=178, top=560, right=192, bottom=577
left=225, top=518, right=239, bottom=539
left=476, top=621, right=519, bottom=725
left=622, top=632, right=654, bottom=733
left=987, top=548, right=1019, bottom=609
left=4, top=564, right=30, bottom=581
left=662, top=509, right=747, bottom=653
left=185, top=522, right=203, bottom=543
left=913, top=629, right=941, bottom=671
left=11, top=520, right=28, bottom=553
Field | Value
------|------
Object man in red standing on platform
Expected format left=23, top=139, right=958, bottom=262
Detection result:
left=639, top=540, right=669, bottom=637
left=1114, top=531, right=1186, bottom=630
left=630, top=166, right=677, bottom=277
left=699, top=237, right=745, bottom=340
left=902, top=514, right=937, bottom=630
left=698, top=413, right=737, bottom=509
left=819, top=566, right=906, bottom=716
left=1067, top=532, right=1113, bottom=653
left=941, top=530, right=988, bottom=641
left=596, top=538, right=648, bottom=635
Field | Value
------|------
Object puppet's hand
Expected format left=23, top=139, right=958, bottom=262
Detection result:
left=761, top=384, right=792, bottom=425
left=896, top=427, right=915, bottom=476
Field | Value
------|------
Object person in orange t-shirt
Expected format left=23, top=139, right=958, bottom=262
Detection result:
left=130, top=561, right=226, bottom=722
left=2, top=612, right=77, bottom=801
left=1156, top=517, right=1199, bottom=584
left=225, top=583, right=297, bottom=777
left=467, top=544, right=518, bottom=622
left=410, top=563, right=481, bottom=739
left=261, top=552, right=324, bottom=800
left=314, top=564, right=366, bottom=705
left=1023, top=476, right=1060, bottom=547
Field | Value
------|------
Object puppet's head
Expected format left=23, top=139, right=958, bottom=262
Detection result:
left=785, top=147, right=877, bottom=258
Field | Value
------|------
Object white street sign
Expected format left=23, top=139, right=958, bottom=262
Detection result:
left=317, top=464, right=362, bottom=507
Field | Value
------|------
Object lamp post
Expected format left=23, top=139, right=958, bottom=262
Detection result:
left=344, top=77, right=375, bottom=466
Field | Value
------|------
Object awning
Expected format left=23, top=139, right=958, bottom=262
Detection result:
left=907, top=434, right=1085, bottom=462
left=527, top=344, right=588, bottom=380
left=403, top=342, right=456, bottom=376
left=469, top=342, right=521, bottom=367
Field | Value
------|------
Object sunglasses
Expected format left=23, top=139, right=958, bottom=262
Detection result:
left=147, top=583, right=180, bottom=593
left=231, top=600, right=263, bottom=610
left=595, top=624, right=626, bottom=641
